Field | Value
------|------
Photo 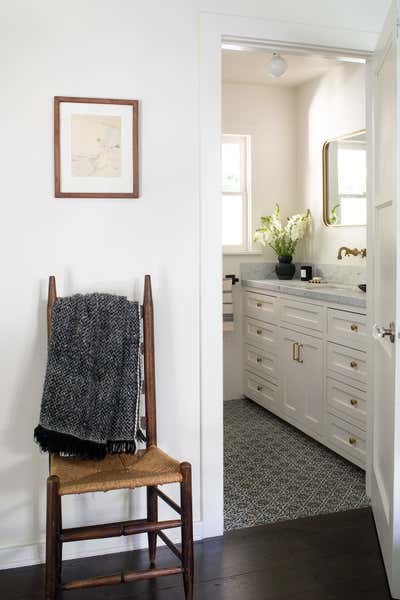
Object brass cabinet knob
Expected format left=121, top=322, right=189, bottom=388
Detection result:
left=349, top=437, right=357, bottom=445
left=350, top=399, right=358, bottom=406
left=256, top=329, right=262, bottom=335
left=256, top=302, right=262, bottom=308
left=350, top=323, right=358, bottom=332
left=256, top=357, right=262, bottom=364
left=350, top=361, right=358, bottom=369
left=257, top=385, right=263, bottom=392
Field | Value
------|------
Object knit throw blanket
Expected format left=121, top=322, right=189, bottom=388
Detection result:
left=34, top=293, right=144, bottom=459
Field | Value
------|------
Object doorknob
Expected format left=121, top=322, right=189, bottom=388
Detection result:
left=373, top=322, right=396, bottom=343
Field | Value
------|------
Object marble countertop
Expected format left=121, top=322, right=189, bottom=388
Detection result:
left=242, top=279, right=367, bottom=309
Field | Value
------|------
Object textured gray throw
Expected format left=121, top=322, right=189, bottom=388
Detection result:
left=34, top=293, right=143, bottom=459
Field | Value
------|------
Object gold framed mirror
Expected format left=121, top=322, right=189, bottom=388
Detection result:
left=323, top=130, right=367, bottom=227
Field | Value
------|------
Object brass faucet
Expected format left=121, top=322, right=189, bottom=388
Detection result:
left=337, top=246, right=367, bottom=260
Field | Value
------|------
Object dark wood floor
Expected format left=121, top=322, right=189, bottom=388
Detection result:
left=1, top=508, right=392, bottom=600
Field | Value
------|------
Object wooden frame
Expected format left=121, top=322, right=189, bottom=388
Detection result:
left=44, top=275, right=193, bottom=599
left=54, top=97, right=139, bottom=198
left=322, top=129, right=367, bottom=227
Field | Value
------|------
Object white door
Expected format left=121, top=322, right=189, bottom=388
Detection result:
left=280, top=328, right=304, bottom=421
left=370, top=1, right=400, bottom=596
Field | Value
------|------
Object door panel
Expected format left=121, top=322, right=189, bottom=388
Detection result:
left=280, top=328, right=323, bottom=434
left=370, top=2, right=400, bottom=595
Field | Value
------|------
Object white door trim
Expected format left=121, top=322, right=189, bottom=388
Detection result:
left=199, top=12, right=379, bottom=539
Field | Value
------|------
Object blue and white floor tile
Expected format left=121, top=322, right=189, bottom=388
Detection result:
left=224, top=399, right=369, bottom=531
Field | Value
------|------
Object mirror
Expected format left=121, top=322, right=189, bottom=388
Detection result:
left=323, top=130, right=366, bottom=227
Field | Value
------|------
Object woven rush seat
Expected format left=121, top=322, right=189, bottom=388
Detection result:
left=51, top=446, right=183, bottom=496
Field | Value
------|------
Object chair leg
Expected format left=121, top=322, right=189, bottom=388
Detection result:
left=180, top=463, right=194, bottom=600
left=45, top=476, right=60, bottom=600
left=57, top=494, right=62, bottom=585
left=147, top=486, right=158, bottom=566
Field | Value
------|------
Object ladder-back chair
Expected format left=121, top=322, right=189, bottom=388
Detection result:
left=44, top=275, right=194, bottom=599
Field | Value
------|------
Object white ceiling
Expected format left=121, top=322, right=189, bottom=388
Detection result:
left=222, top=49, right=340, bottom=87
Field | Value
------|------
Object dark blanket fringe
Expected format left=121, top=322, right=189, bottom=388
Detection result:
left=34, top=425, right=108, bottom=460
left=34, top=425, right=146, bottom=460
left=136, top=428, right=147, bottom=444
left=106, top=440, right=137, bottom=454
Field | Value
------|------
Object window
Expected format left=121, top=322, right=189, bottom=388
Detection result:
left=222, top=134, right=252, bottom=253
left=336, top=143, right=367, bottom=225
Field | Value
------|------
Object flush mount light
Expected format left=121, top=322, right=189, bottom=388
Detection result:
left=267, top=52, right=288, bottom=78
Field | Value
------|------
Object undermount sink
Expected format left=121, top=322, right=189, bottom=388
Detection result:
left=288, top=281, right=359, bottom=293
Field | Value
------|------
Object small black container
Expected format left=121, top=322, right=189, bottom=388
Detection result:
left=300, top=265, right=313, bottom=281
left=276, top=255, right=295, bottom=280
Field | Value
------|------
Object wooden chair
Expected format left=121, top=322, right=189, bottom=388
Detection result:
left=44, top=275, right=194, bottom=599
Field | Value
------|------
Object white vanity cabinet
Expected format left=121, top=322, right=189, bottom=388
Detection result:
left=243, top=287, right=367, bottom=469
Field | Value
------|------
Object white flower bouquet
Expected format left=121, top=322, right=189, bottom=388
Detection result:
left=254, top=204, right=312, bottom=257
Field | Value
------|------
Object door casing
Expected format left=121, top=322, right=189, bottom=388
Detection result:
left=199, top=12, right=378, bottom=539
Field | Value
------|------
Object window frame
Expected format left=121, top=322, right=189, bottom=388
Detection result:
left=222, top=134, right=254, bottom=254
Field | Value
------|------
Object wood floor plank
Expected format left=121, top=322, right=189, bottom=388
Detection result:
left=0, top=508, right=392, bottom=600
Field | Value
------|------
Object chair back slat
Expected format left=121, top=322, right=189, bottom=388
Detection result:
left=143, top=274, right=157, bottom=447
left=46, top=274, right=158, bottom=449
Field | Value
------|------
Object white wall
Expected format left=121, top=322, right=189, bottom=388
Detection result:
left=0, top=0, right=388, bottom=568
left=222, top=82, right=297, bottom=400
left=296, top=62, right=367, bottom=264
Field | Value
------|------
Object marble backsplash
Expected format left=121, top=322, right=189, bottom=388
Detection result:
left=240, top=262, right=366, bottom=285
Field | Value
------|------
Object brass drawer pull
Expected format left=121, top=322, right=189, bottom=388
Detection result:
left=350, top=399, right=358, bottom=406
left=256, top=329, right=262, bottom=335
left=256, top=357, right=262, bottom=364
left=257, top=385, right=263, bottom=392
left=349, top=437, right=357, bottom=445
left=256, top=302, right=262, bottom=308
left=350, top=361, right=358, bottom=369
left=350, top=323, right=358, bottom=332
left=293, top=342, right=298, bottom=361
left=297, top=344, right=304, bottom=364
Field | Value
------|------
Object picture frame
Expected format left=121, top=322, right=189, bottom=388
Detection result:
left=54, top=96, right=139, bottom=198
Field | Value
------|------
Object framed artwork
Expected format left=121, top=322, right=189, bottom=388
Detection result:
left=54, top=97, right=139, bottom=198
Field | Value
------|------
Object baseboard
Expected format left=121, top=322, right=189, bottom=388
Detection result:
left=0, top=521, right=203, bottom=571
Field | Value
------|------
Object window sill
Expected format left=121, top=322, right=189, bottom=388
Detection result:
left=223, top=250, right=263, bottom=256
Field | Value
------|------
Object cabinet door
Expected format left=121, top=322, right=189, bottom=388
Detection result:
left=280, top=328, right=324, bottom=434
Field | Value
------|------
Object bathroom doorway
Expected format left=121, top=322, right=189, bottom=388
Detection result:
left=221, top=44, right=369, bottom=530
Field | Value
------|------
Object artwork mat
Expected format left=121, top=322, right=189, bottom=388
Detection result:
left=54, top=97, right=139, bottom=198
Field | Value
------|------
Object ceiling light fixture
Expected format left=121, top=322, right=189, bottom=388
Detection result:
left=267, top=52, right=288, bottom=78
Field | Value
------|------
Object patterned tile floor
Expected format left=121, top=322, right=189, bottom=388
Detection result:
left=224, top=398, right=370, bottom=531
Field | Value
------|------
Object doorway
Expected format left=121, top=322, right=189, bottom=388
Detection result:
left=200, top=7, right=400, bottom=599
left=221, top=44, right=369, bottom=530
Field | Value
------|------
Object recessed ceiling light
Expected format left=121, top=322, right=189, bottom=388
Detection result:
left=337, top=56, right=366, bottom=64
left=221, top=43, right=248, bottom=52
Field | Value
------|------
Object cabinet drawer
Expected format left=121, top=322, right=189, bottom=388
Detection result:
left=327, top=309, right=367, bottom=351
left=326, top=377, right=366, bottom=429
left=279, top=298, right=324, bottom=332
left=327, top=342, right=367, bottom=385
left=244, top=291, right=277, bottom=323
left=244, top=370, right=280, bottom=413
left=244, top=317, right=278, bottom=354
left=325, top=414, right=366, bottom=466
left=244, top=343, right=278, bottom=383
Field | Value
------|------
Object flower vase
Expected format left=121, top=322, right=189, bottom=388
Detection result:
left=275, top=255, right=295, bottom=280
